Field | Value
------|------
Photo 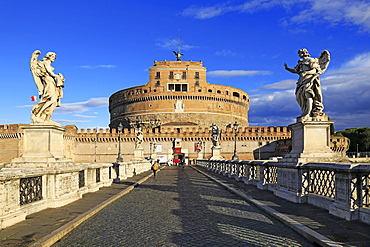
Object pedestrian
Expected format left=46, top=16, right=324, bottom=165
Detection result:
left=151, top=160, right=159, bottom=178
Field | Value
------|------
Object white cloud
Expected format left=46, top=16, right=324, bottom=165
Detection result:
left=16, top=105, right=33, bottom=108
left=55, top=98, right=108, bottom=114
left=78, top=65, right=116, bottom=69
left=341, top=52, right=370, bottom=68
left=54, top=119, right=90, bottom=123
left=72, top=114, right=97, bottom=118
left=207, top=70, right=272, bottom=78
left=181, top=3, right=236, bottom=19
left=182, top=0, right=370, bottom=32
left=260, top=79, right=296, bottom=90
left=215, top=50, right=238, bottom=57
left=156, top=38, right=196, bottom=51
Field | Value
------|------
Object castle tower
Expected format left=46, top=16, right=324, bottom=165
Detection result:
left=109, top=56, right=250, bottom=129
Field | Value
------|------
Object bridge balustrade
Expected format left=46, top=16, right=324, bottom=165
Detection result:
left=196, top=159, right=370, bottom=225
left=0, top=160, right=151, bottom=229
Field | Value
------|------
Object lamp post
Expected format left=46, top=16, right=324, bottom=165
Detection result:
left=150, top=142, right=154, bottom=160
left=94, top=127, right=97, bottom=163
left=116, top=122, right=123, bottom=163
left=203, top=142, right=206, bottom=159
left=232, top=122, right=239, bottom=160
left=256, top=127, right=261, bottom=160
left=256, top=125, right=261, bottom=160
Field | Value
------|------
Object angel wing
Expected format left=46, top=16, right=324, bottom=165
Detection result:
left=318, top=50, right=330, bottom=75
left=30, top=50, right=44, bottom=96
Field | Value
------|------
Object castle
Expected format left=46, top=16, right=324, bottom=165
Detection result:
left=109, top=59, right=249, bottom=129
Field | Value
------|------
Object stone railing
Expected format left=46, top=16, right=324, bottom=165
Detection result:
left=196, top=159, right=370, bottom=225
left=0, top=160, right=151, bottom=229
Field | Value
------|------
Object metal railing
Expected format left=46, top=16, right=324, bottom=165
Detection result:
left=347, top=151, right=370, bottom=158
left=20, top=176, right=42, bottom=205
left=79, top=170, right=85, bottom=188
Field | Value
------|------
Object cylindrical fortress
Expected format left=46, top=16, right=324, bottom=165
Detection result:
left=109, top=60, right=250, bottom=129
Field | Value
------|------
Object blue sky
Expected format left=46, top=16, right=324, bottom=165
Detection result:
left=0, top=0, right=369, bottom=131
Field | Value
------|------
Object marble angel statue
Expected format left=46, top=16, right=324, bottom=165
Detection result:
left=284, top=49, right=330, bottom=120
left=135, top=126, right=144, bottom=149
left=30, top=50, right=65, bottom=125
left=210, top=123, right=221, bottom=148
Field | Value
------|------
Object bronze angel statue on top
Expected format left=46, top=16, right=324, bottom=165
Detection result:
left=30, top=50, right=65, bottom=125
left=284, top=49, right=330, bottom=121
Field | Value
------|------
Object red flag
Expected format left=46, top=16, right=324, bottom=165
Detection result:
left=31, top=96, right=37, bottom=101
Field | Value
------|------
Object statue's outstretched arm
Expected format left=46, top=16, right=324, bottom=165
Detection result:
left=284, top=63, right=297, bottom=74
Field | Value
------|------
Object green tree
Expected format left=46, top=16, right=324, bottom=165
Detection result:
left=336, top=127, right=370, bottom=152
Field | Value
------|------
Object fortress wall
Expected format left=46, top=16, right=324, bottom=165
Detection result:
left=0, top=125, right=24, bottom=163
left=72, top=125, right=292, bottom=162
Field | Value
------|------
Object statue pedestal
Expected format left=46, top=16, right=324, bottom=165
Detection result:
left=209, top=146, right=224, bottom=160
left=132, top=148, right=144, bottom=161
left=281, top=120, right=343, bottom=163
left=12, top=125, right=71, bottom=166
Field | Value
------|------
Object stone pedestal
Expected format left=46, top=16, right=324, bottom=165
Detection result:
left=209, top=146, right=224, bottom=160
left=281, top=120, right=343, bottom=163
left=12, top=125, right=69, bottom=165
left=132, top=148, right=144, bottom=161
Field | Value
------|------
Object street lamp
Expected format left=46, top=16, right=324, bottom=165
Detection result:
left=203, top=142, right=206, bottom=159
left=256, top=127, right=261, bottom=160
left=94, top=127, right=97, bottom=163
left=232, top=122, right=239, bottom=160
left=150, top=142, right=154, bottom=160
left=116, top=122, right=123, bottom=163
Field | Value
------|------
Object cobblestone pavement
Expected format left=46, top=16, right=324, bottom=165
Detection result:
left=53, top=166, right=315, bottom=247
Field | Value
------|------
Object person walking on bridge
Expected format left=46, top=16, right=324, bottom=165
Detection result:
left=151, top=160, right=159, bottom=178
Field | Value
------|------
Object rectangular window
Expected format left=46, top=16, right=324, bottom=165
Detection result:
left=155, top=72, right=160, bottom=79
left=195, top=72, right=199, bottom=79
left=182, top=72, right=186, bottom=79
left=167, top=83, right=188, bottom=92
left=169, top=71, right=174, bottom=79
